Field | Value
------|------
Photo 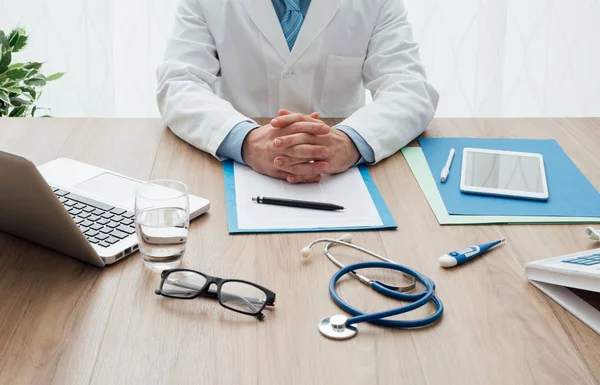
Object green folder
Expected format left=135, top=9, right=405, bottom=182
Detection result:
left=401, top=147, right=600, bottom=225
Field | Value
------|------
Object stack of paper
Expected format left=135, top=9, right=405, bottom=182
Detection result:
left=223, top=161, right=397, bottom=234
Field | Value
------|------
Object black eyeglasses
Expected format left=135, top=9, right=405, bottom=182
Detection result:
left=155, top=269, right=276, bottom=320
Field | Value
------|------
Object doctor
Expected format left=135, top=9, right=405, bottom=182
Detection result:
left=157, top=0, right=438, bottom=183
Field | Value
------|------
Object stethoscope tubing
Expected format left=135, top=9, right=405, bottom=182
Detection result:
left=329, top=261, right=444, bottom=328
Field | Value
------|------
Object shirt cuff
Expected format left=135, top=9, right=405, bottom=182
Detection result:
left=216, top=120, right=260, bottom=164
left=335, top=125, right=375, bottom=165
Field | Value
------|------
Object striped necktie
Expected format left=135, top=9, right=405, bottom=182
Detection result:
left=281, top=0, right=304, bottom=50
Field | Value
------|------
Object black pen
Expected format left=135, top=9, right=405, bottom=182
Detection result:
left=252, top=196, right=344, bottom=211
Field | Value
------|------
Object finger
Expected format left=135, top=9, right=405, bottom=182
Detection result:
left=274, top=156, right=307, bottom=168
left=277, top=109, right=318, bottom=119
left=276, top=160, right=329, bottom=176
left=282, top=144, right=329, bottom=159
left=271, top=113, right=320, bottom=128
left=277, top=122, right=330, bottom=137
left=277, top=108, right=319, bottom=119
left=287, top=174, right=323, bottom=184
left=274, top=155, right=324, bottom=168
left=266, top=169, right=292, bottom=181
left=273, top=132, right=332, bottom=149
left=273, top=111, right=323, bottom=126
left=309, top=113, right=324, bottom=125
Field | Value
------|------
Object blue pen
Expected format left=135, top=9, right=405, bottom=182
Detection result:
left=439, top=239, right=506, bottom=268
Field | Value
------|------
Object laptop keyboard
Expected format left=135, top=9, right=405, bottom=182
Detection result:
left=563, top=251, right=600, bottom=266
left=51, top=187, right=136, bottom=249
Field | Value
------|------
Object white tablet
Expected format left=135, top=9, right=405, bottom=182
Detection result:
left=460, top=148, right=549, bottom=201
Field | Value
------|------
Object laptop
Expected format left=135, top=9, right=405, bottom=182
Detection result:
left=525, top=231, right=600, bottom=334
left=0, top=150, right=210, bottom=267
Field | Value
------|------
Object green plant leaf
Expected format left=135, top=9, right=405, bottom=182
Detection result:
left=6, top=28, right=28, bottom=52
left=13, top=35, right=28, bottom=53
left=10, top=96, right=32, bottom=107
left=31, top=105, right=36, bottom=117
left=21, top=87, right=36, bottom=99
left=24, top=77, right=46, bottom=87
left=0, top=89, right=9, bottom=104
left=18, top=91, right=33, bottom=101
left=6, top=87, right=21, bottom=93
left=45, top=72, right=65, bottom=82
left=9, top=106, right=26, bottom=117
left=0, top=50, right=11, bottom=74
left=1, top=81, right=17, bottom=88
left=0, top=31, right=8, bottom=48
left=25, top=68, right=39, bottom=79
left=9, top=62, right=25, bottom=70
left=24, top=62, right=44, bottom=70
left=8, top=29, right=20, bottom=47
left=4, top=68, right=29, bottom=81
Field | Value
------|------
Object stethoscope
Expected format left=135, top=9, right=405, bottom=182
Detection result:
left=301, top=234, right=444, bottom=340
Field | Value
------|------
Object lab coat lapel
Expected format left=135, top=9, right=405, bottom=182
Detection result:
left=242, top=0, right=290, bottom=62
left=286, top=0, right=342, bottom=67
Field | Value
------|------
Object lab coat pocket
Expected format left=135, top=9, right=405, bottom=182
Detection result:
left=321, top=55, right=365, bottom=114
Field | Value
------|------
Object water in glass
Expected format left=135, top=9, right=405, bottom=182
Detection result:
left=135, top=180, right=189, bottom=270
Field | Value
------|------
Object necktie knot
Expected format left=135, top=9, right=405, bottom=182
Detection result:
left=281, top=0, right=303, bottom=50
left=284, top=0, right=301, bottom=12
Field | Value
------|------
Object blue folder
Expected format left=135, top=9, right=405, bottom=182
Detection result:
left=223, top=160, right=397, bottom=234
left=419, top=138, right=600, bottom=217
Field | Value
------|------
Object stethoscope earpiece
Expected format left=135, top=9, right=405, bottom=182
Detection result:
left=300, top=234, right=352, bottom=260
left=586, top=227, right=600, bottom=241
left=300, top=246, right=312, bottom=259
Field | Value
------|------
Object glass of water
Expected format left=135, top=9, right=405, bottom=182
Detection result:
left=135, top=180, right=189, bottom=271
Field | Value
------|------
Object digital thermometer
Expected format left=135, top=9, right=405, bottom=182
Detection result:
left=439, top=239, right=505, bottom=268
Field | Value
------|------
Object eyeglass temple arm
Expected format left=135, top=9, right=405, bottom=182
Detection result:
left=208, top=288, right=275, bottom=307
left=164, top=279, right=268, bottom=312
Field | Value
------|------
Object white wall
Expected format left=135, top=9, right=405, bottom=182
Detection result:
left=1, top=0, right=599, bottom=118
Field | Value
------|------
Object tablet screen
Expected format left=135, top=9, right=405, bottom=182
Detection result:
left=464, top=151, right=545, bottom=193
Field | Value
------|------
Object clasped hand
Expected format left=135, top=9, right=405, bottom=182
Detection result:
left=242, top=110, right=360, bottom=183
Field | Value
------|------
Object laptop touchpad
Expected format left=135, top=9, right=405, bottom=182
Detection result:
left=76, top=172, right=142, bottom=204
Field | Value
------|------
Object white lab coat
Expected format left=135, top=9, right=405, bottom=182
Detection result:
left=157, top=0, right=439, bottom=163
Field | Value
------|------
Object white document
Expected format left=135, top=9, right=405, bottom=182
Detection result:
left=528, top=280, right=600, bottom=335
left=234, top=163, right=383, bottom=230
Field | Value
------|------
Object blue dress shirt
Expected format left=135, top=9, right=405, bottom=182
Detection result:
left=216, top=0, right=375, bottom=165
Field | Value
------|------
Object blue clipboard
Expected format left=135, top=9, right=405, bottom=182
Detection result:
left=223, top=160, right=397, bottom=234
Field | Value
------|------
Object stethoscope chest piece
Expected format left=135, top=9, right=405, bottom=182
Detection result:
left=318, top=315, right=358, bottom=340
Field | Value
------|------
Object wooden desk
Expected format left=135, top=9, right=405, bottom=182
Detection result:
left=0, top=118, right=599, bottom=385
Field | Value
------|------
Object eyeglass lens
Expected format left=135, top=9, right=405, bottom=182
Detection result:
left=162, top=271, right=207, bottom=298
left=219, top=281, right=267, bottom=315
